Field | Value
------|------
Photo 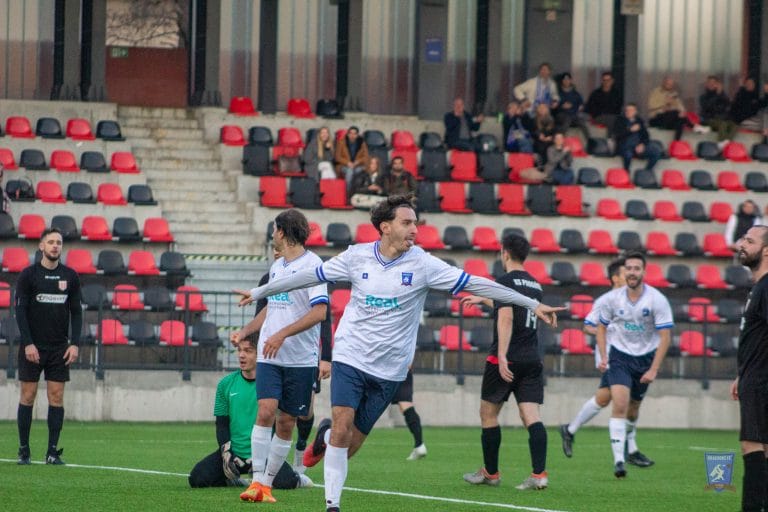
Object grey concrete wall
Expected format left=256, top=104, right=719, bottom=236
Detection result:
left=0, top=370, right=739, bottom=430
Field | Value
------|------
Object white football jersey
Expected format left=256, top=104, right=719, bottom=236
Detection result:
left=258, top=250, right=328, bottom=367
left=597, top=284, right=674, bottom=356
left=584, top=291, right=616, bottom=366
left=317, top=242, right=470, bottom=381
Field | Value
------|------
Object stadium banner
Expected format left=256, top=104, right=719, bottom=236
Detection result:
left=704, top=452, right=736, bottom=492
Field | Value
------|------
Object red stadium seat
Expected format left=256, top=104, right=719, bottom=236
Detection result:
left=330, top=288, right=351, bottom=321
left=320, top=179, right=353, bottom=209
left=97, top=183, right=127, bottom=205
left=605, top=168, right=634, bottom=189
left=580, top=262, right=611, bottom=286
left=112, top=284, right=145, bottom=310
left=0, top=281, right=10, bottom=308
left=65, top=249, right=97, bottom=274
left=259, top=176, right=292, bottom=208
left=143, top=218, right=174, bottom=243
left=306, top=221, right=327, bottom=247
left=0, top=148, right=19, bottom=170
left=644, top=263, right=670, bottom=288
left=596, top=198, right=627, bottom=220
left=175, top=285, right=208, bottom=311
left=722, top=141, right=750, bottom=162
left=354, top=223, right=379, bottom=244
left=702, top=233, right=732, bottom=257
left=391, top=130, right=418, bottom=150
left=709, top=202, right=733, bottom=223
left=99, top=319, right=128, bottom=345
left=5, top=116, right=34, bottom=138
left=717, top=171, right=746, bottom=192
left=66, top=118, right=95, bottom=140
left=669, top=140, right=696, bottom=160
left=36, top=181, right=66, bottom=203
left=286, top=98, right=315, bottom=118
left=471, top=226, right=501, bottom=251
left=497, top=184, right=531, bottom=215
left=110, top=152, right=140, bottom=173
left=507, top=153, right=537, bottom=183
left=523, top=260, right=553, bottom=285
left=438, top=325, right=473, bottom=351
left=220, top=125, right=246, bottom=146
left=645, top=232, right=678, bottom=256
left=679, top=330, right=714, bottom=356
left=276, top=127, right=304, bottom=148
left=449, top=151, right=481, bottom=182
left=438, top=182, right=472, bottom=213
left=415, top=224, right=445, bottom=250
left=391, top=148, right=419, bottom=177
left=563, top=136, right=587, bottom=157
left=555, top=185, right=588, bottom=217
left=463, top=259, right=492, bottom=280
left=335, top=129, right=347, bottom=141
left=18, top=214, right=46, bottom=239
left=560, top=328, right=593, bottom=354
left=128, top=250, right=160, bottom=275
left=2, top=247, right=29, bottom=272
left=660, top=169, right=691, bottom=190
left=50, top=150, right=79, bottom=172
left=652, top=201, right=683, bottom=222
left=695, top=264, right=729, bottom=289
left=530, top=228, right=561, bottom=253
left=81, top=216, right=112, bottom=241
left=587, top=230, right=619, bottom=254
left=688, top=297, right=721, bottom=323
left=160, top=320, right=189, bottom=346
left=569, top=294, right=594, bottom=320
left=229, top=96, right=258, bottom=116
left=450, top=291, right=486, bottom=317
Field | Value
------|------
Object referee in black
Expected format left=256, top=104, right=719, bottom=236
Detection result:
left=15, top=227, right=82, bottom=465
left=732, top=225, right=768, bottom=512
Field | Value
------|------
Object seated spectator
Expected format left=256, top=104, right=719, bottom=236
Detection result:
left=731, top=78, right=768, bottom=139
left=585, top=71, right=623, bottom=135
left=725, top=200, right=762, bottom=251
left=554, top=72, right=590, bottom=141
left=513, top=62, right=560, bottom=114
left=375, top=156, right=417, bottom=197
left=444, top=98, right=484, bottom=150
left=647, top=76, right=697, bottom=140
left=302, top=126, right=336, bottom=180
left=699, top=75, right=737, bottom=143
left=531, top=103, right=556, bottom=164
left=502, top=100, right=534, bottom=153
left=543, top=132, right=574, bottom=184
left=350, top=157, right=384, bottom=209
left=614, top=103, right=661, bottom=172
left=334, top=125, right=369, bottom=192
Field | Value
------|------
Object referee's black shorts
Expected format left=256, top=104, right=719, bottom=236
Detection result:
left=481, top=360, right=544, bottom=405
left=391, top=370, right=414, bottom=404
left=18, top=345, right=70, bottom=382
left=739, top=386, right=768, bottom=444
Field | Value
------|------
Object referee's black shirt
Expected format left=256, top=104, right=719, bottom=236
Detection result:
left=738, top=273, right=768, bottom=386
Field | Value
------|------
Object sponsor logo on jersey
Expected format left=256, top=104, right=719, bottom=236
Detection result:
left=401, top=272, right=413, bottom=286
left=35, top=293, right=68, bottom=304
left=267, top=292, right=292, bottom=304
left=623, top=322, right=645, bottom=332
left=364, top=295, right=401, bottom=309
left=58, top=280, right=68, bottom=291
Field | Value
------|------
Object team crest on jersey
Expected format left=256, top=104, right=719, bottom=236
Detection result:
left=58, top=280, right=67, bottom=291
left=362, top=272, right=368, bottom=279
left=401, top=272, right=413, bottom=286
left=642, top=308, right=650, bottom=316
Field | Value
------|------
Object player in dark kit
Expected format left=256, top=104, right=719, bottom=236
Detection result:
left=15, top=228, right=82, bottom=465
left=731, top=225, right=768, bottom=512
left=462, top=233, right=548, bottom=490
left=391, top=368, right=427, bottom=460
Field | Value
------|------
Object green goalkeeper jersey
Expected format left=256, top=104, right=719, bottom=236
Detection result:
left=213, top=371, right=257, bottom=458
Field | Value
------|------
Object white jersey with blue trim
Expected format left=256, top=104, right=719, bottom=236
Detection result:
left=585, top=291, right=616, bottom=366
left=258, top=250, right=328, bottom=367
left=317, top=242, right=470, bottom=381
left=597, top=284, right=674, bottom=356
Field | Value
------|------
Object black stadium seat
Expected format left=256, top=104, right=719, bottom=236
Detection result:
left=725, top=265, right=752, bottom=289
left=666, top=264, right=696, bottom=288
left=696, top=141, right=722, bottom=160
left=474, top=133, right=500, bottom=153
left=681, top=201, right=709, bottom=222
left=689, top=169, right=716, bottom=190
left=416, top=181, right=440, bottom=213
left=80, top=151, right=109, bottom=172
left=550, top=261, right=579, bottom=286
left=625, top=199, right=653, bottom=220
left=112, top=217, right=142, bottom=242
left=752, top=143, right=768, bottom=162
left=526, top=185, right=557, bottom=216
left=674, top=232, right=703, bottom=256
left=96, top=120, right=125, bottom=141
left=67, top=182, right=96, bottom=203
left=577, top=167, right=603, bottom=187
left=467, top=183, right=498, bottom=214
left=443, top=225, right=472, bottom=250
left=289, top=178, right=321, bottom=209
left=242, top=145, right=272, bottom=176
left=248, top=126, right=273, bottom=146
left=617, top=231, right=643, bottom=252
left=51, top=215, right=79, bottom=241
left=316, top=99, right=343, bottom=119
left=192, top=321, right=221, bottom=346
left=419, top=148, right=449, bottom=181
left=127, top=184, right=157, bottom=205
left=587, top=137, right=612, bottom=157
left=477, top=152, right=507, bottom=182
left=35, top=117, right=64, bottom=139
left=19, top=149, right=48, bottom=170
left=419, top=132, right=444, bottom=150
left=81, top=283, right=109, bottom=310
left=96, top=250, right=127, bottom=275
left=0, top=212, right=17, bottom=238
left=633, top=168, right=660, bottom=189
left=745, top=171, right=768, bottom=192
left=159, top=251, right=190, bottom=277
left=143, top=286, right=174, bottom=311
left=5, top=179, right=35, bottom=201
left=129, top=320, right=159, bottom=346
left=326, top=222, right=352, bottom=247
left=363, top=130, right=387, bottom=149
left=559, top=229, right=588, bottom=253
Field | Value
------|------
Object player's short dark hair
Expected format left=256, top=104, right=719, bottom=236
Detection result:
left=623, top=250, right=646, bottom=267
left=274, top=209, right=310, bottom=246
left=391, top=155, right=404, bottom=164
left=752, top=224, right=768, bottom=247
left=501, top=233, right=530, bottom=263
left=40, top=227, right=62, bottom=241
left=370, top=194, right=416, bottom=234
left=607, top=257, right=625, bottom=279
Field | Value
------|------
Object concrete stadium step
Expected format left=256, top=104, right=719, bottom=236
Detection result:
left=172, top=222, right=252, bottom=235
left=153, top=189, right=235, bottom=201
left=141, top=169, right=226, bottom=182
left=163, top=200, right=243, bottom=213
left=128, top=137, right=209, bottom=150
left=118, top=106, right=194, bottom=119
left=134, top=148, right=215, bottom=160
left=139, top=158, right=220, bottom=171
left=164, top=210, right=248, bottom=223
left=121, top=126, right=204, bottom=140
left=187, top=258, right=270, bottom=293
left=150, top=179, right=231, bottom=192
left=120, top=118, right=202, bottom=130
left=175, top=234, right=260, bottom=255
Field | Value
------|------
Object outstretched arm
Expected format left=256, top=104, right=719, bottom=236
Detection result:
left=234, top=267, right=324, bottom=306
left=462, top=275, right=563, bottom=326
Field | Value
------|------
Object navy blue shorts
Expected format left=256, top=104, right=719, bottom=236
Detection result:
left=256, top=362, right=316, bottom=417
left=606, top=347, right=655, bottom=402
left=331, top=361, right=401, bottom=435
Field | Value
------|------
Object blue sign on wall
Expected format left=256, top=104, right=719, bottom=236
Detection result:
left=425, top=38, right=443, bottom=63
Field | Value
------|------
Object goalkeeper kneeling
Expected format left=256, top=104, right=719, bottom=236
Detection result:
left=189, top=337, right=312, bottom=489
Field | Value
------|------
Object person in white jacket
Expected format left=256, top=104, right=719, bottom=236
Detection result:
left=514, top=63, right=560, bottom=114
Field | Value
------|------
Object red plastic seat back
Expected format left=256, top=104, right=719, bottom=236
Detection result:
left=66, top=118, right=95, bottom=140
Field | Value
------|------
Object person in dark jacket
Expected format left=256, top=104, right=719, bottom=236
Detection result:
left=699, top=75, right=736, bottom=142
left=614, top=103, right=660, bottom=172
left=554, top=72, right=590, bottom=141
left=585, top=71, right=623, bottom=136
left=444, top=98, right=484, bottom=150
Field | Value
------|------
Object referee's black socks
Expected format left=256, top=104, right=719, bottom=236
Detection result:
left=295, top=415, right=314, bottom=451
left=403, top=407, right=423, bottom=448
left=481, top=426, right=501, bottom=475
left=527, top=422, right=547, bottom=475
left=47, top=406, right=64, bottom=453
left=742, top=451, right=767, bottom=512
left=17, top=403, right=33, bottom=448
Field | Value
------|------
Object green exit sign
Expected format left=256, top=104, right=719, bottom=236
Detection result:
left=110, top=47, right=129, bottom=58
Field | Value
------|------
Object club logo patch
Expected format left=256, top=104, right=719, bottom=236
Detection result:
left=704, top=452, right=735, bottom=492
left=401, top=272, right=413, bottom=286
left=58, top=280, right=67, bottom=291
left=362, top=272, right=368, bottom=279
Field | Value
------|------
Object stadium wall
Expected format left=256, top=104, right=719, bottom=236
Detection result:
left=0, top=371, right=739, bottom=430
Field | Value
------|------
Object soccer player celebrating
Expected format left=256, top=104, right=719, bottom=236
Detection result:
left=15, top=228, right=82, bottom=465
left=731, top=226, right=768, bottom=512
left=188, top=337, right=312, bottom=489
left=595, top=251, right=673, bottom=478
left=461, top=234, right=549, bottom=490
left=234, top=195, right=564, bottom=511
left=231, top=210, right=328, bottom=503
left=560, top=259, right=654, bottom=467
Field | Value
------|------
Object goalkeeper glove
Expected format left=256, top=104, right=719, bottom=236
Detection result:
left=221, top=441, right=247, bottom=482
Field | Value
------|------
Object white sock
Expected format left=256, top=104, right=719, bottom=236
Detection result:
left=568, top=396, right=602, bottom=434
left=293, top=449, right=306, bottom=472
left=259, top=435, right=292, bottom=487
left=323, top=428, right=331, bottom=444
left=250, top=425, right=273, bottom=476
left=609, top=417, right=627, bottom=464
left=324, top=444, right=348, bottom=509
left=626, top=420, right=638, bottom=454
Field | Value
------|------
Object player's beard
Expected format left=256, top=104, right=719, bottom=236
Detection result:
left=626, top=275, right=642, bottom=290
left=738, top=247, right=762, bottom=270
left=43, top=251, right=61, bottom=262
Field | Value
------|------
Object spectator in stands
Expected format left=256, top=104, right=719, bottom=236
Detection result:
left=502, top=100, right=534, bottom=153
left=647, top=76, right=697, bottom=140
left=303, top=127, right=336, bottom=181
left=444, top=98, right=484, bottom=150
left=614, top=103, right=661, bottom=172
left=543, top=132, right=574, bottom=185
left=376, top=156, right=417, bottom=197
left=730, top=78, right=767, bottom=134
left=513, top=62, right=560, bottom=114
left=350, top=157, right=384, bottom=209
left=585, top=71, right=622, bottom=135
left=1, top=162, right=10, bottom=213
left=554, top=72, right=590, bottom=141
left=531, top=103, right=556, bottom=164
left=699, top=75, right=737, bottom=143
left=725, top=200, right=762, bottom=251
left=334, top=126, right=369, bottom=192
